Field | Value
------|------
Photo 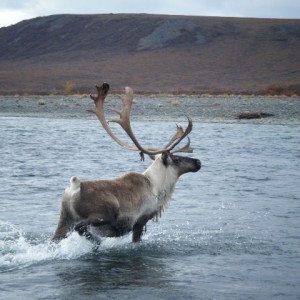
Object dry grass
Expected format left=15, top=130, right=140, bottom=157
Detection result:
left=261, top=84, right=300, bottom=96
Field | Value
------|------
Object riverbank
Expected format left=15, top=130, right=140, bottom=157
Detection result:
left=0, top=95, right=300, bottom=125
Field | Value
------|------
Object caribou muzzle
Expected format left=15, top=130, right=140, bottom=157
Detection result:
left=176, top=156, right=201, bottom=176
left=194, top=159, right=201, bottom=172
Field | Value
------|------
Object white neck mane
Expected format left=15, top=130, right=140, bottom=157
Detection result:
left=143, top=156, right=179, bottom=217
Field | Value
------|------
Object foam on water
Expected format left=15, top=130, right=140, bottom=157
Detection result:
left=0, top=222, right=81, bottom=270
left=0, top=221, right=134, bottom=272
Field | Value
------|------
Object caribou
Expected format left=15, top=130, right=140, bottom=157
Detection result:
left=52, top=83, right=201, bottom=243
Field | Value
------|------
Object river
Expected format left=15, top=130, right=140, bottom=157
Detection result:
left=0, top=117, right=299, bottom=299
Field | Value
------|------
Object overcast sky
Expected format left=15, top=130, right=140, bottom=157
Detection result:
left=0, top=0, right=299, bottom=28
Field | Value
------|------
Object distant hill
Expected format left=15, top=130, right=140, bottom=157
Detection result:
left=0, top=14, right=300, bottom=95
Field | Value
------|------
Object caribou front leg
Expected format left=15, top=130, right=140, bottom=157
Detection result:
left=132, top=217, right=148, bottom=242
left=132, top=224, right=144, bottom=242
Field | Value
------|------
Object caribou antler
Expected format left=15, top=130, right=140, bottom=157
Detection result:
left=89, top=83, right=193, bottom=160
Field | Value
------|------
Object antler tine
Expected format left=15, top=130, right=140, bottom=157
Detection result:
left=88, top=83, right=138, bottom=151
left=109, top=87, right=148, bottom=152
left=90, top=82, right=110, bottom=106
left=163, top=124, right=185, bottom=149
left=167, top=117, right=193, bottom=153
left=110, top=87, right=134, bottom=130
left=171, top=137, right=193, bottom=153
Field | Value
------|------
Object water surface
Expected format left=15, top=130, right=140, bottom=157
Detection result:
left=0, top=117, right=299, bottom=299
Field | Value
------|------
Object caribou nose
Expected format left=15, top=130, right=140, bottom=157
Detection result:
left=195, top=159, right=201, bottom=170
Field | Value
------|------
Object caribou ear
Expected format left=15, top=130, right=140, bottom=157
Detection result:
left=161, top=152, right=170, bottom=166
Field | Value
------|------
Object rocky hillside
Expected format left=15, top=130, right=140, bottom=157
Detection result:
left=0, top=14, right=299, bottom=95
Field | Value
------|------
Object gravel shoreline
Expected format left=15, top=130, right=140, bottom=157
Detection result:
left=1, top=95, right=300, bottom=125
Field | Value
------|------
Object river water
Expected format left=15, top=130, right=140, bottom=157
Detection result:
left=0, top=117, right=299, bottom=299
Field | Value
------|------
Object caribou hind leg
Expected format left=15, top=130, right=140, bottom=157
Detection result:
left=74, top=213, right=113, bottom=235
left=74, top=224, right=102, bottom=245
left=52, top=201, right=76, bottom=241
left=74, top=213, right=120, bottom=244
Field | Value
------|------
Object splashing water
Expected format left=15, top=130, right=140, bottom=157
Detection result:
left=0, top=222, right=84, bottom=270
left=0, top=221, right=136, bottom=272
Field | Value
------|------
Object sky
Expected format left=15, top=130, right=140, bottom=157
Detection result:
left=0, top=0, right=299, bottom=28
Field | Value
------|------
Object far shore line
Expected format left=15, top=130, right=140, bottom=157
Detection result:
left=1, top=92, right=300, bottom=98
left=1, top=94, right=300, bottom=125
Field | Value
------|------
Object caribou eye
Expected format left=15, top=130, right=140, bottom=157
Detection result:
left=173, top=157, right=180, bottom=164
